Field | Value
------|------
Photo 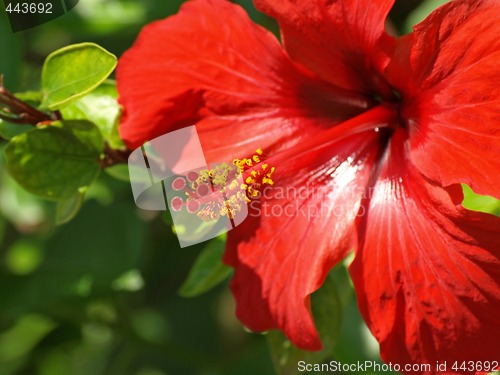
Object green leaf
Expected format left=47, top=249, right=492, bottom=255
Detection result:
left=462, top=184, right=500, bottom=216
left=403, top=0, right=450, bottom=33
left=4, top=120, right=103, bottom=201
left=0, top=121, right=32, bottom=140
left=14, top=91, right=43, bottom=106
left=55, top=191, right=85, bottom=225
left=41, top=43, right=117, bottom=110
left=178, top=235, right=233, bottom=298
left=104, top=164, right=131, bottom=182
left=0, top=314, right=56, bottom=363
left=0, top=16, right=22, bottom=89
left=60, top=80, right=124, bottom=149
left=267, top=274, right=342, bottom=375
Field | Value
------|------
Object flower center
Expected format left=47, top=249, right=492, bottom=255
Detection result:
left=373, top=86, right=408, bottom=131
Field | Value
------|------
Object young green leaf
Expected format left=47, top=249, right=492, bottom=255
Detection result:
left=267, top=274, right=342, bottom=375
left=178, top=235, right=232, bottom=298
left=13, top=91, right=43, bottom=106
left=5, top=120, right=103, bottom=201
left=41, top=43, right=117, bottom=110
left=61, top=80, right=124, bottom=149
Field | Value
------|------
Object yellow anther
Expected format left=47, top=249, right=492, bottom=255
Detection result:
left=231, top=147, right=276, bottom=204
left=249, top=188, right=259, bottom=197
left=263, top=177, right=274, bottom=186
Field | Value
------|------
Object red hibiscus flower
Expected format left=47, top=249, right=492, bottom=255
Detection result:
left=117, top=0, right=500, bottom=371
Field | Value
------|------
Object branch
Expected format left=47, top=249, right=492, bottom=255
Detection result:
left=0, top=75, right=132, bottom=168
left=99, top=143, right=132, bottom=168
left=0, top=75, right=60, bottom=125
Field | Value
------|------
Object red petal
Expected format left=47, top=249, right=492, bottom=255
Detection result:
left=225, top=107, right=395, bottom=350
left=254, top=0, right=395, bottom=95
left=350, top=129, right=500, bottom=370
left=117, top=0, right=370, bottom=154
left=387, top=0, right=500, bottom=198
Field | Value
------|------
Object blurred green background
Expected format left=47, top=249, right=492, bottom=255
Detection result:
left=0, top=1, right=499, bottom=375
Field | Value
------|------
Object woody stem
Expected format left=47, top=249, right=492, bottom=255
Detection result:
left=0, top=75, right=59, bottom=125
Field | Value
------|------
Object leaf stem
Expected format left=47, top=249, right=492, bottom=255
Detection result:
left=0, top=75, right=58, bottom=125
left=99, top=143, right=132, bottom=168
left=0, top=75, right=132, bottom=168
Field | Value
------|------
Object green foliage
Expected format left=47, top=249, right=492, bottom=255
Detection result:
left=0, top=201, right=146, bottom=312
left=41, top=43, right=117, bottom=110
left=462, top=184, right=500, bottom=216
left=104, top=164, right=131, bottom=182
left=0, top=121, right=31, bottom=140
left=0, top=15, right=22, bottom=89
left=178, top=235, right=232, bottom=298
left=5, top=121, right=103, bottom=201
left=403, top=0, right=450, bottom=33
left=12, top=91, right=43, bottom=105
left=0, top=315, right=56, bottom=375
left=61, top=81, right=124, bottom=149
left=330, top=266, right=386, bottom=370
